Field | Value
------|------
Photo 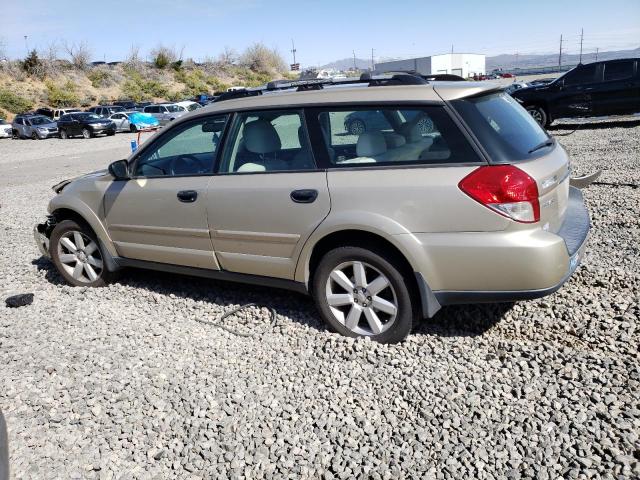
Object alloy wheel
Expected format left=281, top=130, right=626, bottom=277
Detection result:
left=82, top=128, right=91, bottom=139
left=325, top=261, right=398, bottom=336
left=57, top=231, right=104, bottom=283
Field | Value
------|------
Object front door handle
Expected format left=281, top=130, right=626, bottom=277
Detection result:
left=177, top=190, right=198, bottom=203
left=290, top=189, right=318, bottom=203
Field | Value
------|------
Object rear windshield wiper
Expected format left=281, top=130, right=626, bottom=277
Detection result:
left=528, top=139, right=554, bottom=154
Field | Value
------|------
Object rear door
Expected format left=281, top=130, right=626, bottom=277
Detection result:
left=593, top=59, right=638, bottom=116
left=205, top=109, right=330, bottom=280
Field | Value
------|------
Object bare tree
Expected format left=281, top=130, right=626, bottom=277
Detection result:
left=217, top=46, right=237, bottom=66
left=126, top=44, right=142, bottom=68
left=240, top=43, right=286, bottom=73
left=62, top=40, right=92, bottom=70
left=0, top=36, right=7, bottom=61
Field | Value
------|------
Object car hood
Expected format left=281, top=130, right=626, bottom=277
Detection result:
left=52, top=169, right=110, bottom=193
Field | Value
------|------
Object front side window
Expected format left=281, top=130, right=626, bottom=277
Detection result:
left=134, top=115, right=228, bottom=177
left=317, top=106, right=480, bottom=166
left=220, top=110, right=315, bottom=173
left=563, top=64, right=597, bottom=86
left=603, top=61, right=634, bottom=82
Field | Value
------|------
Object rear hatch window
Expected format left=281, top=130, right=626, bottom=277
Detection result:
left=451, top=92, right=551, bottom=162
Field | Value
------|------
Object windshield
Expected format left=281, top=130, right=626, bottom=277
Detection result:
left=452, top=92, right=550, bottom=162
left=165, top=105, right=182, bottom=112
left=0, top=119, right=7, bottom=125
left=76, top=113, right=102, bottom=120
left=110, top=106, right=125, bottom=112
left=30, top=116, right=51, bottom=125
left=186, top=103, right=200, bottom=111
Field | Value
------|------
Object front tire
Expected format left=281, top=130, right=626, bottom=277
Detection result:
left=82, top=128, right=92, bottom=139
left=129, top=124, right=137, bottom=133
left=59, top=129, right=68, bottom=139
left=50, top=220, right=116, bottom=287
left=526, top=105, right=550, bottom=128
left=312, top=246, right=415, bottom=343
left=31, top=132, right=39, bottom=140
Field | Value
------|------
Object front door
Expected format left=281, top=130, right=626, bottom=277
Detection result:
left=206, top=109, right=330, bottom=280
left=553, top=63, right=598, bottom=119
left=104, top=115, right=229, bottom=268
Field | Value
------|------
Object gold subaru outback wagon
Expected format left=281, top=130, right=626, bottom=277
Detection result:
left=35, top=75, right=590, bottom=343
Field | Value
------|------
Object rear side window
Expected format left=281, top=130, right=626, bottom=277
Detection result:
left=315, top=106, right=481, bottom=167
left=603, top=61, right=634, bottom=82
left=452, top=92, right=550, bottom=162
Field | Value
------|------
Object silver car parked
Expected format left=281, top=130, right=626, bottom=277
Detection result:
left=12, top=114, right=58, bottom=139
left=142, top=104, right=187, bottom=126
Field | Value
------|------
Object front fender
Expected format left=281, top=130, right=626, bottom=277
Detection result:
left=48, top=195, right=117, bottom=257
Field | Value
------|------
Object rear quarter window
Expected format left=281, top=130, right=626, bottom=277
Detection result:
left=452, top=93, right=550, bottom=162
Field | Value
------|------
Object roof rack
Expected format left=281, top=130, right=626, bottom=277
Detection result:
left=377, top=70, right=466, bottom=82
left=213, top=73, right=429, bottom=103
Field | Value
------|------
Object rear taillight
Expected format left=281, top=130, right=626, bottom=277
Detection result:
left=458, top=165, right=540, bottom=223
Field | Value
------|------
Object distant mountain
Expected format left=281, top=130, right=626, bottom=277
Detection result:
left=320, top=57, right=371, bottom=71
left=320, top=47, right=640, bottom=72
left=485, top=47, right=639, bottom=70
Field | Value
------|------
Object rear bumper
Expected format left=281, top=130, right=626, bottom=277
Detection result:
left=416, top=186, right=590, bottom=316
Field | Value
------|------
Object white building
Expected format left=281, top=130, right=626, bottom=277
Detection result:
left=375, top=53, right=485, bottom=78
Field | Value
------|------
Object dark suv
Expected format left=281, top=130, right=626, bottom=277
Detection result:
left=58, top=112, right=116, bottom=139
left=512, top=58, right=640, bottom=127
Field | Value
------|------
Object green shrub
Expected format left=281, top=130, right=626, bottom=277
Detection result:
left=0, top=88, right=33, bottom=113
left=121, top=70, right=169, bottom=101
left=87, top=69, right=110, bottom=88
left=22, top=50, right=45, bottom=78
left=46, top=80, right=80, bottom=107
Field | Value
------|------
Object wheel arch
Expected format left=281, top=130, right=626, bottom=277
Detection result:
left=48, top=198, right=117, bottom=257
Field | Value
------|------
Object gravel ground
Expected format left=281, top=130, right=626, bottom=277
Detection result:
left=0, top=118, right=639, bottom=479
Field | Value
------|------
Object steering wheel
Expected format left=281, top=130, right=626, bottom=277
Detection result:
left=169, top=154, right=204, bottom=176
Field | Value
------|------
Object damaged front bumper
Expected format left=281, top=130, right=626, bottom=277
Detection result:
left=34, top=217, right=56, bottom=258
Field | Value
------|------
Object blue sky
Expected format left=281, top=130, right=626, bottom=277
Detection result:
left=2, top=0, right=639, bottom=66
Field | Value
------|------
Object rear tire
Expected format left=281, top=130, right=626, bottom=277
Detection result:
left=50, top=220, right=118, bottom=287
left=312, top=246, right=415, bottom=343
left=526, top=105, right=550, bottom=128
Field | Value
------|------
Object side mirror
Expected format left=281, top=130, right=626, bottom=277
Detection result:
left=108, top=159, right=130, bottom=180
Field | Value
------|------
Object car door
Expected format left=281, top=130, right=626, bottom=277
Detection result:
left=206, top=109, right=330, bottom=280
left=104, top=114, right=229, bottom=268
left=593, top=60, right=638, bottom=116
left=553, top=64, right=598, bottom=119
left=110, top=113, right=124, bottom=130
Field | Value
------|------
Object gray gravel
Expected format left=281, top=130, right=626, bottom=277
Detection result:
left=1, top=118, right=639, bottom=479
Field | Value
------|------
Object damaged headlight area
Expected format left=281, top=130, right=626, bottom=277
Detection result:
left=33, top=216, right=57, bottom=258
left=52, top=179, right=72, bottom=194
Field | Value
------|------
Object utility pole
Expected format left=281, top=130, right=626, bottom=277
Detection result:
left=290, top=39, right=297, bottom=65
left=558, top=34, right=563, bottom=67
left=451, top=44, right=454, bottom=54
left=579, top=28, right=584, bottom=64
left=595, top=47, right=599, bottom=61
left=352, top=50, right=357, bottom=70
left=24, top=35, right=28, bottom=55
left=371, top=48, right=375, bottom=71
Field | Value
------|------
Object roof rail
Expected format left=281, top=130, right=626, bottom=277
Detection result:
left=212, top=73, right=429, bottom=103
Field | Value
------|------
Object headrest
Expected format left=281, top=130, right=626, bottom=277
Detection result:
left=297, top=126, right=306, bottom=147
left=356, top=132, right=387, bottom=157
left=384, top=133, right=407, bottom=149
left=244, top=120, right=281, bottom=154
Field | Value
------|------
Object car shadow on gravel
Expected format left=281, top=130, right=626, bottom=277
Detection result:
left=35, top=256, right=513, bottom=338
left=413, top=302, right=514, bottom=338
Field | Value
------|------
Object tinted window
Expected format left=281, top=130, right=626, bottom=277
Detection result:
left=30, top=116, right=50, bottom=125
left=220, top=110, right=315, bottom=173
left=134, top=115, right=228, bottom=177
left=452, top=92, right=550, bottom=162
left=564, top=64, right=597, bottom=86
left=603, top=61, right=634, bottom=82
left=317, top=106, right=480, bottom=166
left=59, top=115, right=70, bottom=122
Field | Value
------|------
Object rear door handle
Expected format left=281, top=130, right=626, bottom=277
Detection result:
left=290, top=189, right=318, bottom=203
left=177, top=190, right=198, bottom=203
